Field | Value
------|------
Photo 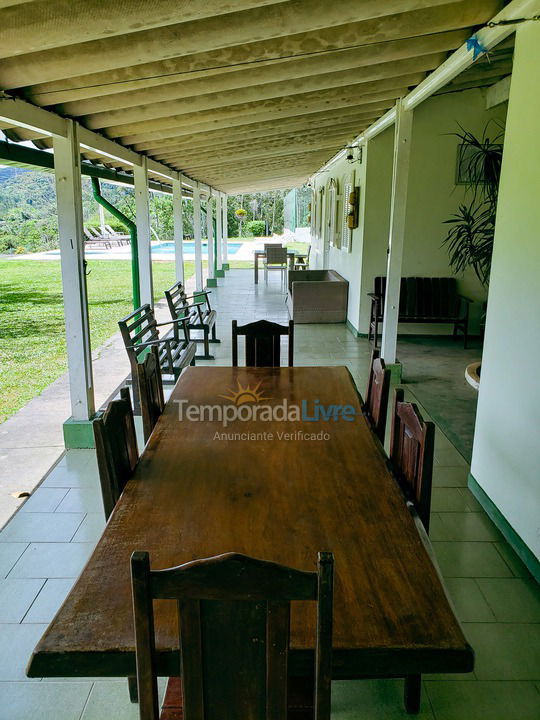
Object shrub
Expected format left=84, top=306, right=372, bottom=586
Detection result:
left=245, top=220, right=266, bottom=237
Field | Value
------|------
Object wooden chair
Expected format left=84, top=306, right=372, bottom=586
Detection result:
left=165, top=280, right=220, bottom=360
left=389, top=388, right=435, bottom=533
left=93, top=387, right=138, bottom=520
left=130, top=551, right=334, bottom=720
left=389, top=389, right=435, bottom=713
left=264, top=246, right=288, bottom=286
left=137, top=346, right=165, bottom=444
left=232, top=319, right=294, bottom=367
left=363, top=348, right=391, bottom=444
left=119, top=304, right=196, bottom=412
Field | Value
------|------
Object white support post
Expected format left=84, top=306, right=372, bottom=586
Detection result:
left=222, top=194, right=229, bottom=269
left=216, top=194, right=224, bottom=276
left=172, top=176, right=185, bottom=284
left=134, top=156, right=153, bottom=307
left=206, top=193, right=216, bottom=287
left=53, top=120, right=95, bottom=425
left=381, top=99, right=414, bottom=366
left=98, top=204, right=106, bottom=235
left=193, top=186, right=203, bottom=291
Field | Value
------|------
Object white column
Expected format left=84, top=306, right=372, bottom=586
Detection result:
left=172, top=176, right=185, bottom=284
left=134, top=156, right=153, bottom=307
left=193, top=186, right=203, bottom=291
left=53, top=120, right=95, bottom=421
left=381, top=99, right=413, bottom=364
left=222, top=193, right=229, bottom=267
left=216, top=194, right=223, bottom=273
left=98, top=204, right=106, bottom=235
left=206, top=192, right=215, bottom=284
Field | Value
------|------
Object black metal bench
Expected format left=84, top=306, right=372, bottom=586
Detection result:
left=118, top=304, right=196, bottom=411
left=164, top=280, right=220, bottom=360
left=368, top=276, right=471, bottom=348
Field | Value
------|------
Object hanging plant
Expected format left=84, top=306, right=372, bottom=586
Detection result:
left=234, top=208, right=247, bottom=219
left=443, top=121, right=504, bottom=287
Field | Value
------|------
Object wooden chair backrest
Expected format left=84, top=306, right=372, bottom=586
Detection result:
left=389, top=389, right=435, bottom=532
left=119, top=305, right=161, bottom=361
left=264, top=243, right=282, bottom=252
left=93, top=387, right=138, bottom=519
left=232, top=319, right=294, bottom=367
left=131, top=551, right=334, bottom=720
left=364, top=348, right=391, bottom=444
left=164, top=280, right=190, bottom=320
left=137, top=347, right=165, bottom=444
left=265, top=246, right=288, bottom=265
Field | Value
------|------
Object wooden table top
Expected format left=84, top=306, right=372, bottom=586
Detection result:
left=28, top=366, right=473, bottom=679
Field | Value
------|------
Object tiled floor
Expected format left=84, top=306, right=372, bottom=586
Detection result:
left=0, top=269, right=538, bottom=719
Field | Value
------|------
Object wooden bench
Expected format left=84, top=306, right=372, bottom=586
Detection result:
left=118, top=304, right=196, bottom=411
left=368, top=276, right=471, bottom=348
left=165, top=280, right=220, bottom=360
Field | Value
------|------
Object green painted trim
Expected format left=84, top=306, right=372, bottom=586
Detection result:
left=387, top=362, right=402, bottom=383
left=206, top=278, right=218, bottom=288
left=222, top=263, right=230, bottom=271
left=468, top=473, right=540, bottom=582
left=63, top=417, right=95, bottom=449
left=346, top=319, right=360, bottom=337
left=216, top=269, right=225, bottom=278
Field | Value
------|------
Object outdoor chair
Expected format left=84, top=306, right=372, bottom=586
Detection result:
left=164, top=280, right=220, bottom=360
left=137, top=346, right=165, bottom=444
left=130, top=551, right=334, bottom=720
left=363, top=348, right=391, bottom=444
left=232, top=319, right=294, bottom=367
left=389, top=387, right=435, bottom=533
left=119, top=304, right=196, bottom=412
left=105, top=224, right=130, bottom=244
left=294, top=245, right=311, bottom=270
left=93, top=387, right=138, bottom=520
left=83, top=226, right=112, bottom=248
left=264, top=246, right=288, bottom=286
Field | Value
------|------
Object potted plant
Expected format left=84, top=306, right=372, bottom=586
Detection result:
left=443, top=121, right=504, bottom=287
left=235, top=207, right=247, bottom=236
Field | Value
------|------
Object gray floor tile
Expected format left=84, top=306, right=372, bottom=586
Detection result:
left=425, top=680, right=540, bottom=720
left=9, top=543, right=95, bottom=579
left=81, top=681, right=138, bottom=720
left=432, top=467, right=469, bottom=488
left=442, top=577, right=496, bottom=622
left=0, top=579, right=44, bottom=623
left=432, top=542, right=514, bottom=578
left=19, top=488, right=68, bottom=513
left=0, top=543, right=28, bottom=579
left=0, top=680, right=93, bottom=719
left=41, top=463, right=100, bottom=489
left=0, top=623, right=47, bottom=680
left=55, top=488, right=104, bottom=515
left=494, top=542, right=532, bottom=578
left=476, top=578, right=540, bottom=623
left=0, top=513, right=85, bottom=543
left=331, top=679, right=435, bottom=719
left=431, top=488, right=472, bottom=513
left=463, top=623, right=540, bottom=680
left=22, top=579, right=75, bottom=624
left=434, top=448, right=468, bottom=467
left=71, top=513, right=106, bottom=543
left=438, top=513, right=503, bottom=542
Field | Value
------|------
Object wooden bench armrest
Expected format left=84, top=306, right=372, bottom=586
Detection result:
left=155, top=316, right=190, bottom=328
left=457, top=294, right=473, bottom=304
left=183, top=291, right=211, bottom=299
left=367, top=292, right=382, bottom=300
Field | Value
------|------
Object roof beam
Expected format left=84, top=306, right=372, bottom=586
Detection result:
left=485, top=74, right=512, bottom=108
left=82, top=59, right=440, bottom=130
left=0, top=0, right=282, bottom=59
left=0, top=0, right=498, bottom=88
left=117, top=87, right=410, bottom=144
left=0, top=97, right=67, bottom=137
left=57, top=33, right=463, bottom=116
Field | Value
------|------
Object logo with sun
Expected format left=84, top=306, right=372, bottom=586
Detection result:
left=219, top=380, right=271, bottom=406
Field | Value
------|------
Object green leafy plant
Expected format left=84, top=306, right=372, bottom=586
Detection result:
left=443, top=121, right=504, bottom=287
left=245, top=220, right=266, bottom=237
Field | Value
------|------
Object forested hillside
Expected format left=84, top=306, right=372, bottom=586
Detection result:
left=0, top=165, right=291, bottom=254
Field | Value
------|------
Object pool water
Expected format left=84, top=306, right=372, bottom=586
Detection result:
left=153, top=241, right=242, bottom=256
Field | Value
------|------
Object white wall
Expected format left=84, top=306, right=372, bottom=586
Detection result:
left=471, top=21, right=540, bottom=566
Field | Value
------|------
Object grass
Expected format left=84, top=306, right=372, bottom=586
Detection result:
left=0, top=259, right=192, bottom=423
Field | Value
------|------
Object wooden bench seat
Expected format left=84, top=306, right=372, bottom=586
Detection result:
left=368, top=276, right=471, bottom=348
left=118, top=304, right=196, bottom=411
left=165, top=280, right=220, bottom=360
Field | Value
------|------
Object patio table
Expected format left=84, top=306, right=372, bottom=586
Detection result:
left=28, top=366, right=473, bottom=685
left=253, top=248, right=296, bottom=283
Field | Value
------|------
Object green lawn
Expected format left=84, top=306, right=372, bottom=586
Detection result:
left=0, top=259, right=191, bottom=423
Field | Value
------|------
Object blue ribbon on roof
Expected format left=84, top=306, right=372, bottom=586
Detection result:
left=467, top=34, right=488, bottom=60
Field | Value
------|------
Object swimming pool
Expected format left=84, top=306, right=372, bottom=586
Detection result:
left=152, top=241, right=242, bottom=256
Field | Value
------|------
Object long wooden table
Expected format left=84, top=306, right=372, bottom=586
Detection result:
left=28, top=366, right=473, bottom=681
